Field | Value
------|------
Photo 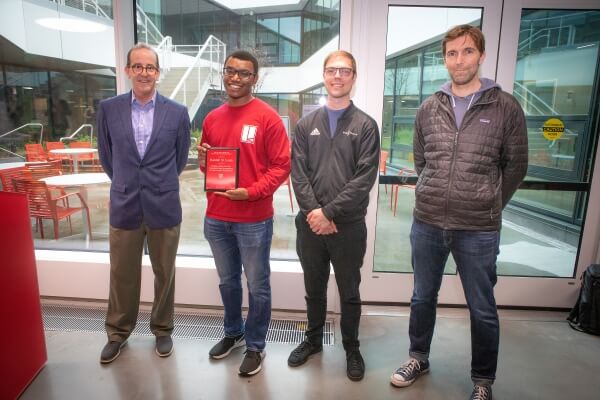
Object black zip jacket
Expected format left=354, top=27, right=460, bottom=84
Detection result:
left=291, top=102, right=380, bottom=224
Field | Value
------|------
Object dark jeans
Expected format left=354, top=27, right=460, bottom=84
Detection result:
left=295, top=213, right=367, bottom=351
left=408, top=219, right=500, bottom=386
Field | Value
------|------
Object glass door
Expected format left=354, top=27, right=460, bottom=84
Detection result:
left=354, top=0, right=600, bottom=307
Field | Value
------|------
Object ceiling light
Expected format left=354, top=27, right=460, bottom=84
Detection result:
left=35, top=17, right=107, bottom=33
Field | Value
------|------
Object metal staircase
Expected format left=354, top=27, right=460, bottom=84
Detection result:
left=51, top=0, right=226, bottom=121
left=135, top=5, right=226, bottom=121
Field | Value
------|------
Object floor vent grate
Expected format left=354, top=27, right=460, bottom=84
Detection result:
left=42, top=304, right=334, bottom=345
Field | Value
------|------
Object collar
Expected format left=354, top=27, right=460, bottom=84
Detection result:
left=131, top=90, right=157, bottom=106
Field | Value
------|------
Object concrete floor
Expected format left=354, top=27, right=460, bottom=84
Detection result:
left=20, top=305, right=600, bottom=400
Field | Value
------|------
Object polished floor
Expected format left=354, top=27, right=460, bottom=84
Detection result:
left=20, top=304, right=600, bottom=400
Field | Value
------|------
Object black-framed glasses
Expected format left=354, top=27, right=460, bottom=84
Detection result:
left=129, top=64, right=159, bottom=75
left=223, top=67, right=256, bottom=80
left=324, top=67, right=354, bottom=77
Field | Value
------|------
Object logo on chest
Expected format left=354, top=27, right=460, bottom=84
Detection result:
left=241, top=124, right=258, bottom=144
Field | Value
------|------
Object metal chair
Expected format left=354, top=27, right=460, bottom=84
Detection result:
left=46, top=141, right=72, bottom=172
left=380, top=150, right=389, bottom=193
left=0, top=167, right=25, bottom=192
left=69, top=141, right=101, bottom=172
left=391, top=168, right=416, bottom=217
left=24, top=143, right=47, bottom=162
left=13, top=178, right=92, bottom=240
left=280, top=176, right=294, bottom=213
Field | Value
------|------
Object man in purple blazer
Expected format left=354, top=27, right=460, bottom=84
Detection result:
left=97, top=43, right=190, bottom=364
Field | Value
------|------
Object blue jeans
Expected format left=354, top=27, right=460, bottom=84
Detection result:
left=408, top=219, right=500, bottom=386
left=204, top=217, right=273, bottom=352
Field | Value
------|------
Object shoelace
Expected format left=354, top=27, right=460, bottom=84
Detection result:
left=396, top=359, right=421, bottom=378
left=245, top=350, right=262, bottom=361
left=292, top=341, right=312, bottom=356
left=471, top=385, right=491, bottom=400
left=347, top=351, right=363, bottom=369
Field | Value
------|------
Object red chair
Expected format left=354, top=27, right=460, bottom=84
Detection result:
left=380, top=150, right=389, bottom=194
left=69, top=141, right=101, bottom=171
left=25, top=160, right=63, bottom=179
left=280, top=176, right=294, bottom=213
left=46, top=141, right=72, bottom=172
left=25, top=143, right=47, bottom=162
left=0, top=167, right=25, bottom=192
left=391, top=168, right=416, bottom=216
left=13, top=178, right=92, bottom=240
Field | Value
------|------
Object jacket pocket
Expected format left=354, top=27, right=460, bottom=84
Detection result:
left=159, top=182, right=178, bottom=192
left=111, top=183, right=127, bottom=193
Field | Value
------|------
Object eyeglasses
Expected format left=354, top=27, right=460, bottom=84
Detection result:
left=129, top=64, right=159, bottom=75
left=222, top=67, right=256, bottom=80
left=324, top=67, right=354, bottom=77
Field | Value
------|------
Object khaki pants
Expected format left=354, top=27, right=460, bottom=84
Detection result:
left=105, top=224, right=180, bottom=342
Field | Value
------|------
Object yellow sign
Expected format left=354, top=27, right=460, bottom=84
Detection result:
left=542, top=118, right=565, bottom=141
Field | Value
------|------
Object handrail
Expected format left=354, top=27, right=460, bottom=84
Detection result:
left=156, top=36, right=173, bottom=73
left=0, top=123, right=44, bottom=142
left=0, top=123, right=44, bottom=160
left=136, top=2, right=164, bottom=45
left=50, top=0, right=110, bottom=19
left=169, top=35, right=226, bottom=114
left=513, top=81, right=558, bottom=115
left=59, top=124, right=94, bottom=144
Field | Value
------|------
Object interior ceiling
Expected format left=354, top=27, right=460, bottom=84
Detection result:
left=0, top=35, right=112, bottom=73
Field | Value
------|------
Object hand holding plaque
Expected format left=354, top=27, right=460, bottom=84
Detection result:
left=204, top=147, right=240, bottom=192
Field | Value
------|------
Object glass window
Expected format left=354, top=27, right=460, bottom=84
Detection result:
left=375, top=6, right=600, bottom=279
left=375, top=6, right=482, bottom=274
left=135, top=1, right=340, bottom=260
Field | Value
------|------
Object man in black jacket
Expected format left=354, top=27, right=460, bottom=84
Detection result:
left=390, top=25, right=528, bottom=400
left=288, top=50, right=380, bottom=381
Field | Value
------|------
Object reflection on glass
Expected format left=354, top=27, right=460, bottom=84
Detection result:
left=0, top=0, right=117, bottom=251
left=375, top=7, right=599, bottom=279
left=135, top=0, right=340, bottom=259
left=375, top=6, right=481, bottom=274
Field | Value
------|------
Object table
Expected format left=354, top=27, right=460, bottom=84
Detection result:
left=41, top=172, right=110, bottom=186
left=0, top=161, right=26, bottom=170
left=41, top=173, right=110, bottom=245
left=49, top=148, right=98, bottom=173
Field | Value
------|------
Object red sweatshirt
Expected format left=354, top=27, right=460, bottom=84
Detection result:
left=201, top=98, right=291, bottom=222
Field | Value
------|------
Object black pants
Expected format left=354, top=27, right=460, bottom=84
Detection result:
left=295, top=213, right=367, bottom=351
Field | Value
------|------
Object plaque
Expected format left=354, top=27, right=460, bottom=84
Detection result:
left=204, top=147, right=240, bottom=192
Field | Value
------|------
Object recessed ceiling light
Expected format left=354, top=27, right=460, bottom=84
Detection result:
left=35, top=17, right=107, bottom=33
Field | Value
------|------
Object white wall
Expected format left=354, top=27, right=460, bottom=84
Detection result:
left=0, top=0, right=115, bottom=67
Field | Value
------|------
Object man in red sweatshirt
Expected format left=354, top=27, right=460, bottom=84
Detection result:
left=197, top=50, right=290, bottom=377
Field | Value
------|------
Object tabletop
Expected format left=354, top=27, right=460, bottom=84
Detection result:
left=41, top=173, right=110, bottom=186
left=49, top=148, right=98, bottom=155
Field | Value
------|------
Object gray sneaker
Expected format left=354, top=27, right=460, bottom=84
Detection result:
left=390, top=358, right=430, bottom=387
left=469, top=384, right=492, bottom=400
left=209, top=333, right=245, bottom=359
left=238, top=350, right=266, bottom=376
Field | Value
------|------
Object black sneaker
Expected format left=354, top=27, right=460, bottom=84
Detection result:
left=469, top=384, right=492, bottom=400
left=209, top=333, right=245, bottom=359
left=346, top=349, right=365, bottom=381
left=100, top=340, right=127, bottom=364
left=390, top=358, right=430, bottom=387
left=288, top=340, right=323, bottom=367
left=155, top=335, right=173, bottom=357
left=238, top=350, right=266, bottom=376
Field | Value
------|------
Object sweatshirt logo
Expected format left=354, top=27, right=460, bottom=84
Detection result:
left=241, top=124, right=257, bottom=144
left=343, top=130, right=357, bottom=136
left=310, top=128, right=321, bottom=136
